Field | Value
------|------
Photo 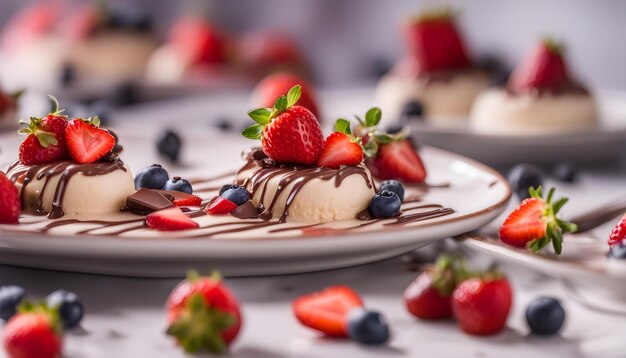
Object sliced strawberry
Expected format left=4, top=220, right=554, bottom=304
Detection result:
left=369, top=139, right=426, bottom=183
left=205, top=197, right=237, bottom=215
left=65, top=118, right=115, bottom=164
left=145, top=207, right=199, bottom=231
left=608, top=214, right=626, bottom=247
left=293, top=286, right=363, bottom=337
left=316, top=132, right=364, bottom=169
left=499, top=187, right=577, bottom=254
left=163, top=190, right=203, bottom=207
left=0, top=173, right=20, bottom=224
left=508, top=40, right=570, bottom=93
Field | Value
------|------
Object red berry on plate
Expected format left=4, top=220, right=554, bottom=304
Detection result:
left=316, top=120, right=364, bottom=169
left=369, top=139, right=427, bottom=183
left=252, top=73, right=320, bottom=119
left=293, top=285, right=363, bottom=337
left=608, top=214, right=626, bottom=247
left=166, top=271, right=241, bottom=354
left=404, top=255, right=465, bottom=320
left=508, top=39, right=570, bottom=94
left=145, top=207, right=199, bottom=231
left=499, top=186, right=577, bottom=254
left=169, top=16, right=229, bottom=65
left=0, top=172, right=20, bottom=224
left=164, top=191, right=203, bottom=207
left=451, top=274, right=513, bottom=336
left=65, top=117, right=115, bottom=164
left=406, top=9, right=470, bottom=73
left=2, top=302, right=63, bottom=358
left=205, top=197, right=238, bottom=215
left=242, top=85, right=324, bottom=165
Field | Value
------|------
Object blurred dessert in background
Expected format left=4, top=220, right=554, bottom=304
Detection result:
left=376, top=9, right=492, bottom=124
left=238, top=32, right=307, bottom=79
left=0, top=86, right=20, bottom=131
left=0, top=2, right=157, bottom=91
left=470, top=39, right=598, bottom=134
left=250, top=72, right=321, bottom=120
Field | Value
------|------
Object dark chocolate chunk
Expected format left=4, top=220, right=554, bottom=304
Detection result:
left=230, top=201, right=259, bottom=219
left=125, top=189, right=174, bottom=215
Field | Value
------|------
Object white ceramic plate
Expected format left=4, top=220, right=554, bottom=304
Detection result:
left=0, top=130, right=511, bottom=277
left=409, top=91, right=626, bottom=165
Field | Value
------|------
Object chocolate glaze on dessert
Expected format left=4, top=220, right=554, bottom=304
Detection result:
left=237, top=148, right=375, bottom=223
left=7, top=159, right=127, bottom=219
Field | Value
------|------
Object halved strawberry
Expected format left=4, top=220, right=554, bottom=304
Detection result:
left=163, top=190, right=203, bottom=207
left=508, top=39, right=570, bottom=94
left=499, top=186, right=577, bottom=254
left=608, top=214, right=626, bottom=247
left=293, top=286, right=363, bottom=337
left=65, top=117, right=115, bottom=164
left=316, top=119, right=364, bottom=169
left=145, top=207, right=199, bottom=231
left=205, top=197, right=237, bottom=215
left=369, top=139, right=426, bottom=183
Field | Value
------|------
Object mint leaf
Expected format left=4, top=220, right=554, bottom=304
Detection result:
left=286, top=85, right=302, bottom=108
left=365, top=107, right=382, bottom=127
left=248, top=108, right=271, bottom=125
left=274, top=96, right=288, bottom=112
left=335, top=119, right=351, bottom=135
left=241, top=124, right=263, bottom=140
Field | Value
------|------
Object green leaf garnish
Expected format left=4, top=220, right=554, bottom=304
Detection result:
left=335, top=118, right=351, bottom=135
left=248, top=108, right=271, bottom=125
left=273, top=96, right=288, bottom=113
left=241, top=124, right=264, bottom=140
left=365, top=107, right=382, bottom=127
left=286, top=85, right=302, bottom=108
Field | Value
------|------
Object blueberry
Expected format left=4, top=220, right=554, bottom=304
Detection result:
left=156, top=130, right=182, bottom=163
left=553, top=162, right=577, bottom=183
left=59, top=63, right=75, bottom=87
left=525, top=297, right=565, bottom=336
left=608, top=244, right=626, bottom=259
left=134, top=164, right=169, bottom=190
left=46, top=290, right=84, bottom=329
left=369, top=57, right=392, bottom=79
left=489, top=69, right=511, bottom=87
left=347, top=308, right=390, bottom=345
left=478, top=54, right=504, bottom=74
left=369, top=190, right=401, bottom=218
left=378, top=180, right=405, bottom=202
left=384, top=124, right=404, bottom=135
left=507, top=164, right=543, bottom=200
left=401, top=100, right=424, bottom=119
left=222, top=187, right=250, bottom=206
left=214, top=117, right=233, bottom=132
left=111, top=82, right=138, bottom=106
left=219, top=184, right=239, bottom=195
left=0, top=286, right=26, bottom=321
left=163, top=176, right=193, bottom=194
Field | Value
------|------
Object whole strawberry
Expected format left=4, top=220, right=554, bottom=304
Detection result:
left=18, top=95, right=69, bottom=165
left=404, top=255, right=467, bottom=320
left=252, top=73, right=320, bottom=119
left=166, top=271, right=242, bottom=354
left=508, top=39, right=570, bottom=94
left=451, top=271, right=512, bottom=335
left=406, top=9, right=470, bottom=73
left=242, top=85, right=324, bottom=165
left=499, top=186, right=577, bottom=254
left=169, top=16, right=229, bottom=65
left=0, top=173, right=20, bottom=224
left=608, top=214, right=626, bottom=247
left=2, top=301, right=63, bottom=358
left=65, top=116, right=115, bottom=164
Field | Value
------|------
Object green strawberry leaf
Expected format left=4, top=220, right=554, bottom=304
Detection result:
left=335, top=118, right=351, bottom=135
left=248, top=108, right=271, bottom=125
left=373, top=132, right=393, bottom=144
left=365, top=107, right=382, bottom=127
left=363, top=139, right=379, bottom=158
left=35, top=131, right=58, bottom=148
left=273, top=96, right=288, bottom=113
left=242, top=124, right=264, bottom=140
left=286, top=85, right=302, bottom=108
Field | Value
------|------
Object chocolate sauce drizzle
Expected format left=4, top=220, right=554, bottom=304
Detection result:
left=7, top=159, right=127, bottom=219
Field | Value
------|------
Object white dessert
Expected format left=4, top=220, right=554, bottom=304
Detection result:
left=469, top=88, right=598, bottom=135
left=8, top=161, right=135, bottom=218
left=236, top=161, right=376, bottom=223
left=376, top=69, right=490, bottom=123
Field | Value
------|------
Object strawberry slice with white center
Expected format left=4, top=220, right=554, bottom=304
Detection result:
left=65, top=117, right=115, bottom=164
left=499, top=186, right=577, bottom=254
left=316, top=119, right=364, bottom=169
left=145, top=207, right=199, bottom=231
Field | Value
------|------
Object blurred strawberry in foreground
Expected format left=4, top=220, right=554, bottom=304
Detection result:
left=166, top=271, right=241, bottom=354
left=608, top=213, right=626, bottom=248
left=251, top=73, right=320, bottom=119
left=2, top=301, right=63, bottom=358
left=499, top=186, right=577, bottom=254
left=243, top=85, right=324, bottom=165
left=451, top=270, right=512, bottom=335
left=508, top=39, right=570, bottom=94
left=293, top=286, right=363, bottom=337
left=405, top=9, right=470, bottom=73
left=0, top=173, right=20, bottom=224
left=169, top=16, right=230, bottom=65
left=404, top=254, right=467, bottom=320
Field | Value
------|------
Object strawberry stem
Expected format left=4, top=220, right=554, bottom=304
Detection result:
left=242, top=85, right=302, bottom=140
left=526, top=186, right=577, bottom=255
